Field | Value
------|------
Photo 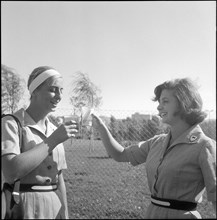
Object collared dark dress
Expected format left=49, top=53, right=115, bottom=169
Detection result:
left=125, top=124, right=216, bottom=219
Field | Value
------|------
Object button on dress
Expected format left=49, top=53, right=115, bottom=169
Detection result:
left=125, top=124, right=216, bottom=219
left=2, top=108, right=68, bottom=219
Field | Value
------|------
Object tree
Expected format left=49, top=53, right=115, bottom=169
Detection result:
left=69, top=72, right=102, bottom=120
left=69, top=72, right=102, bottom=144
left=109, top=116, right=120, bottom=141
left=1, top=64, right=25, bottom=114
left=70, top=72, right=102, bottom=110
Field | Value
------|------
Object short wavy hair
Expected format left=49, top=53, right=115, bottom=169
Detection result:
left=153, top=78, right=207, bottom=126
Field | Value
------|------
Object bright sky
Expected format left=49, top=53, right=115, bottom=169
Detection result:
left=1, top=1, right=216, bottom=117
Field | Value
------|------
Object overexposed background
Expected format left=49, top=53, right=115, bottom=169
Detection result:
left=1, top=1, right=216, bottom=115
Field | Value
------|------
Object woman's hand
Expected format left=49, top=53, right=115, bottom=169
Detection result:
left=91, top=112, right=104, bottom=130
left=49, top=120, right=78, bottom=145
left=91, top=112, right=127, bottom=162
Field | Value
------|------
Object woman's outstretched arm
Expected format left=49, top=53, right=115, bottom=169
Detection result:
left=92, top=113, right=128, bottom=162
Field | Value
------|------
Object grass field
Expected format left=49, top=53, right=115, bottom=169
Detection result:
left=63, top=139, right=215, bottom=219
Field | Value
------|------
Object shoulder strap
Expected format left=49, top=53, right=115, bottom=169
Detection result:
left=2, top=114, right=22, bottom=204
left=2, top=114, right=23, bottom=149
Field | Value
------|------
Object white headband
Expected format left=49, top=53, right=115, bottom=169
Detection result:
left=29, top=69, right=61, bottom=95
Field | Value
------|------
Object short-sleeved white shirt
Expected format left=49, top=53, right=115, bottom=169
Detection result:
left=2, top=108, right=67, bottom=185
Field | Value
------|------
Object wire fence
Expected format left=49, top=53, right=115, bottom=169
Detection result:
left=50, top=108, right=216, bottom=218
left=51, top=108, right=216, bottom=142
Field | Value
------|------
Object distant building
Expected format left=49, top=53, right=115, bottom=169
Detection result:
left=131, top=112, right=151, bottom=121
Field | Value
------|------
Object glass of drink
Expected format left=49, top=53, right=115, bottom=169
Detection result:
left=81, top=107, right=94, bottom=127
left=63, top=115, right=81, bottom=137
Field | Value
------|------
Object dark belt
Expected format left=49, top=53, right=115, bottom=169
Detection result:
left=19, top=184, right=58, bottom=192
left=151, top=195, right=197, bottom=211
